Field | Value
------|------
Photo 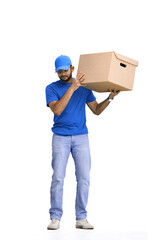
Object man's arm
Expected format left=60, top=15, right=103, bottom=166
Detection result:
left=87, top=90, right=120, bottom=115
left=49, top=72, right=86, bottom=116
left=49, top=87, right=75, bottom=116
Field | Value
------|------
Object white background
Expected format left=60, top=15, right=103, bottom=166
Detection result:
left=0, top=0, right=160, bottom=240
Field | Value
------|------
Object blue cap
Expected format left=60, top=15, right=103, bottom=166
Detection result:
left=55, top=55, right=72, bottom=72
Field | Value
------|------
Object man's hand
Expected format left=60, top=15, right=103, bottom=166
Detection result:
left=70, top=72, right=86, bottom=91
left=109, top=89, right=120, bottom=99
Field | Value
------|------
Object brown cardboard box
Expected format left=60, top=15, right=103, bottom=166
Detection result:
left=77, top=51, right=138, bottom=92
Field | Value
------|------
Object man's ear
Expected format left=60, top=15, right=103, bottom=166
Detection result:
left=71, top=66, right=75, bottom=72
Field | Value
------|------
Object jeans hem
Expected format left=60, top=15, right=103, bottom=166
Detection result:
left=76, top=216, right=87, bottom=220
left=50, top=216, right=61, bottom=221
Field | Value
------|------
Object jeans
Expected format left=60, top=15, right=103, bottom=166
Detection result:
left=49, top=134, right=91, bottom=221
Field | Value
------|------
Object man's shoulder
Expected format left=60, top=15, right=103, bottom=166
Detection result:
left=46, top=80, right=61, bottom=91
left=79, top=86, right=93, bottom=94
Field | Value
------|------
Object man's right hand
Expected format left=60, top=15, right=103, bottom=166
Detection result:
left=70, top=72, right=86, bottom=91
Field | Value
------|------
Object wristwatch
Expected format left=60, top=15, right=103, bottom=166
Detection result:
left=107, top=97, right=114, bottom=102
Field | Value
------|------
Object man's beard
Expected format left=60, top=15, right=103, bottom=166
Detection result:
left=60, top=72, right=72, bottom=83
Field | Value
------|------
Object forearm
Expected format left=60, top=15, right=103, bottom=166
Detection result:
left=96, top=98, right=111, bottom=115
left=52, top=73, right=86, bottom=116
left=96, top=90, right=120, bottom=115
left=52, top=86, right=75, bottom=116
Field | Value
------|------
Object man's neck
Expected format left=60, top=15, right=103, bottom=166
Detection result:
left=60, top=77, right=74, bottom=83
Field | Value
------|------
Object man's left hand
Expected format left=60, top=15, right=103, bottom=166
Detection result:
left=109, top=89, right=120, bottom=99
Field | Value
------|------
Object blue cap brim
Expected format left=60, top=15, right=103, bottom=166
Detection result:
left=55, top=65, right=70, bottom=72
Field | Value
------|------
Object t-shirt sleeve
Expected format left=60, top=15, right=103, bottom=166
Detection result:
left=45, top=85, right=59, bottom=107
left=86, top=90, right=96, bottom=103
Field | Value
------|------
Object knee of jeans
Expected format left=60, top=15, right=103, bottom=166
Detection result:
left=75, top=169, right=90, bottom=181
left=52, top=171, right=65, bottom=183
left=76, top=175, right=90, bottom=185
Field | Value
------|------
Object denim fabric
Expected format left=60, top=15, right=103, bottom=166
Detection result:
left=49, top=134, right=91, bottom=220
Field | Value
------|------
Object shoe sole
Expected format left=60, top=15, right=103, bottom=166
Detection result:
left=47, top=227, right=59, bottom=230
left=76, top=226, right=94, bottom=230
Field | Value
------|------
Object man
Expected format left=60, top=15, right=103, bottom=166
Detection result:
left=45, top=55, right=120, bottom=230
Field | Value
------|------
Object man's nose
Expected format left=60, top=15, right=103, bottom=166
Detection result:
left=62, top=73, right=68, bottom=76
left=61, top=70, right=66, bottom=75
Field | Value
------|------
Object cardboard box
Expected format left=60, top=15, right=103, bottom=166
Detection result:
left=77, top=51, right=138, bottom=92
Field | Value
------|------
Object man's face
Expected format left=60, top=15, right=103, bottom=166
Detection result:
left=57, top=67, right=73, bottom=83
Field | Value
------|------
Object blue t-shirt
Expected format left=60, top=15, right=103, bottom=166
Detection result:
left=45, top=80, right=96, bottom=136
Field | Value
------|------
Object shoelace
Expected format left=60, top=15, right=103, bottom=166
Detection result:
left=52, top=219, right=58, bottom=223
left=77, top=219, right=88, bottom=224
left=84, top=220, right=88, bottom=224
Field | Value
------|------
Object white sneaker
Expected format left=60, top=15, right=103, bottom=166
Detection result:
left=47, top=219, right=60, bottom=230
left=76, top=219, right=94, bottom=229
